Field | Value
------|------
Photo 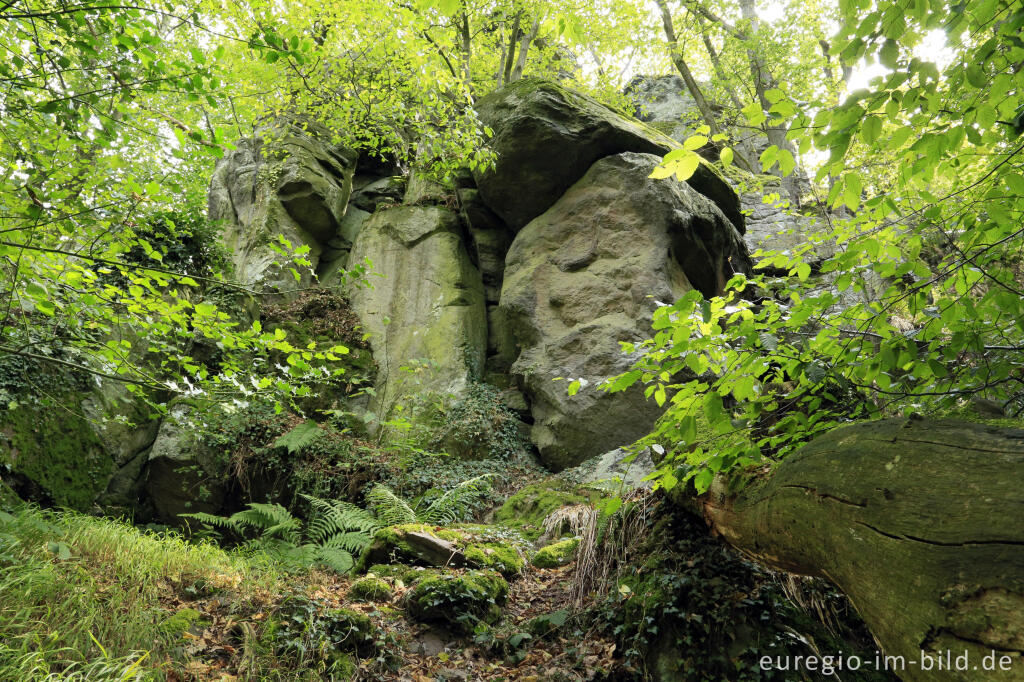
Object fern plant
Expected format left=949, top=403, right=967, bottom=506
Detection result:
left=182, top=475, right=495, bottom=572
left=182, top=497, right=380, bottom=573
left=366, top=473, right=495, bottom=526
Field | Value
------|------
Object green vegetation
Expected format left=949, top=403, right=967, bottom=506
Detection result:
left=2, top=0, right=1022, bottom=677
left=183, top=496, right=381, bottom=573
left=405, top=569, right=509, bottom=634
left=495, top=480, right=602, bottom=540
left=349, top=576, right=393, bottom=602
left=436, top=383, right=530, bottom=460
left=609, top=0, right=1024, bottom=496
left=531, top=537, right=580, bottom=569
left=0, top=507, right=276, bottom=680
left=355, top=522, right=526, bottom=578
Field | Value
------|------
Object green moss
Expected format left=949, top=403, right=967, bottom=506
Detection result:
left=531, top=538, right=580, bottom=568
left=359, top=523, right=527, bottom=580
left=0, top=399, right=114, bottom=510
left=367, top=563, right=424, bottom=583
left=356, top=523, right=468, bottom=572
left=495, top=480, right=600, bottom=540
left=405, top=569, right=508, bottom=634
left=349, top=576, right=392, bottom=602
left=159, top=608, right=205, bottom=637
left=937, top=401, right=1024, bottom=428
left=463, top=542, right=525, bottom=578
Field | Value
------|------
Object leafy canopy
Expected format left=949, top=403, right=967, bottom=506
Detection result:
left=613, top=0, right=1024, bottom=493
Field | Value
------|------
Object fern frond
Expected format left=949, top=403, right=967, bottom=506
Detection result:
left=314, top=546, right=355, bottom=574
left=419, top=473, right=495, bottom=525
left=320, top=531, right=374, bottom=554
left=228, top=503, right=301, bottom=542
left=179, top=512, right=239, bottom=533
left=365, top=485, right=417, bottom=527
left=302, top=495, right=380, bottom=545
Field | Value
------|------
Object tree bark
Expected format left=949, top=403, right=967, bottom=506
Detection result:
left=501, top=12, right=522, bottom=87
left=654, top=0, right=722, bottom=140
left=509, top=15, right=540, bottom=82
left=693, top=418, right=1024, bottom=681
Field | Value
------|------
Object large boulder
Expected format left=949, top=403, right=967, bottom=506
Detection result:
left=347, top=206, right=487, bottom=424
left=501, top=152, right=749, bottom=470
left=145, top=404, right=225, bottom=524
left=208, top=120, right=357, bottom=290
left=474, top=78, right=744, bottom=234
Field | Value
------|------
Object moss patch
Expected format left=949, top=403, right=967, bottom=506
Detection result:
left=405, top=569, right=508, bottom=634
left=357, top=523, right=525, bottom=577
left=159, top=608, right=205, bottom=637
left=463, top=542, right=525, bottom=578
left=532, top=538, right=580, bottom=569
left=0, top=398, right=114, bottom=511
left=349, top=576, right=392, bottom=602
left=495, top=480, right=602, bottom=540
left=367, top=563, right=425, bottom=583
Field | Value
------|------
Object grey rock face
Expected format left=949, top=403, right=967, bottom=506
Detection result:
left=347, top=206, right=487, bottom=424
left=208, top=120, right=357, bottom=291
left=565, top=447, right=656, bottom=490
left=145, top=404, right=224, bottom=524
left=626, top=75, right=835, bottom=261
left=500, top=152, right=749, bottom=470
left=473, top=78, right=744, bottom=234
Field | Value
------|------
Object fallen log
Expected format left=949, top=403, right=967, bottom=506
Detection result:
left=696, top=418, right=1024, bottom=681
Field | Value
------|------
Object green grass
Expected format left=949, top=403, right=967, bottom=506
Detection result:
left=0, top=505, right=284, bottom=681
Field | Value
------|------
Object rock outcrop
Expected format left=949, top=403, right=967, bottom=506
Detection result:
left=347, top=206, right=487, bottom=423
left=474, top=78, right=744, bottom=234
left=626, top=75, right=832, bottom=261
left=501, top=152, right=749, bottom=470
left=3, top=78, right=758, bottom=519
left=208, top=120, right=358, bottom=290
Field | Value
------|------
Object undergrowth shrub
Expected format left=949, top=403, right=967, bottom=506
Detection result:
left=592, top=506, right=891, bottom=681
left=183, top=496, right=380, bottom=573
left=435, top=383, right=529, bottom=461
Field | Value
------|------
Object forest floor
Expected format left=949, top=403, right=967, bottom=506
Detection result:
left=158, top=563, right=621, bottom=681
left=0, top=497, right=628, bottom=681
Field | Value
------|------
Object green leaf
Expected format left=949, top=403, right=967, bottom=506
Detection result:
left=683, top=135, right=709, bottom=151
left=649, top=164, right=675, bottom=179
left=720, top=147, right=734, bottom=166
left=673, top=154, right=700, bottom=181
left=965, top=64, right=986, bottom=89
left=693, top=469, right=714, bottom=494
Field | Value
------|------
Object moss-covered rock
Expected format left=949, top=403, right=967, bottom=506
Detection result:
left=532, top=537, right=580, bottom=568
left=463, top=542, right=525, bottom=578
left=357, top=523, right=525, bottom=578
left=0, top=479, right=23, bottom=510
left=0, top=397, right=115, bottom=511
left=405, top=569, right=508, bottom=634
left=349, top=576, right=392, bottom=602
left=356, top=523, right=465, bottom=571
left=495, top=480, right=601, bottom=540
left=500, top=152, right=750, bottom=470
left=347, top=205, right=487, bottom=430
left=473, top=78, right=743, bottom=233
left=367, top=563, right=425, bottom=583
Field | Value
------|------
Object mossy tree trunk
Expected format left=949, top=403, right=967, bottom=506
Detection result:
left=695, top=418, right=1024, bottom=681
